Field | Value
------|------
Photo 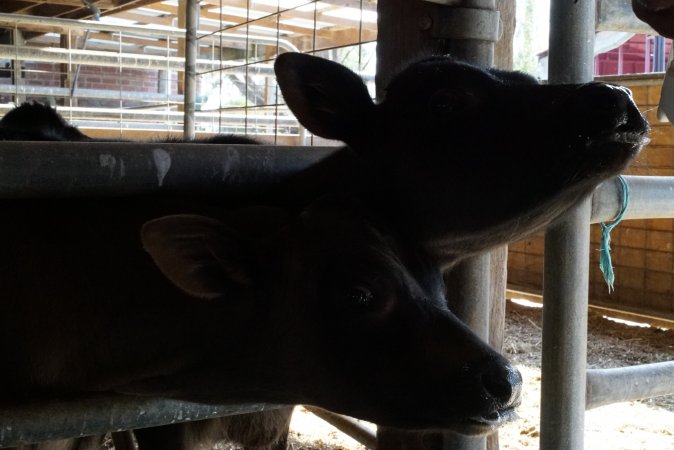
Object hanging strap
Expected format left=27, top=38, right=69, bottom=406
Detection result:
left=599, top=175, right=630, bottom=292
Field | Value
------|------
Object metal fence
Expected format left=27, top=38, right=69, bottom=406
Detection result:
left=0, top=1, right=376, bottom=142
left=1, top=1, right=674, bottom=450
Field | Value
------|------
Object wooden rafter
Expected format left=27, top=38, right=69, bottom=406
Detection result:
left=0, top=0, right=163, bottom=20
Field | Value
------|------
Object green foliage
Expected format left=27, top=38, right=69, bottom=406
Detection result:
left=514, top=0, right=538, bottom=74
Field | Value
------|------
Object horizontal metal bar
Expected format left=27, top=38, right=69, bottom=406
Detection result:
left=0, top=84, right=184, bottom=103
left=586, top=361, right=674, bottom=410
left=0, top=105, right=299, bottom=125
left=0, top=44, right=277, bottom=74
left=0, top=394, right=280, bottom=447
left=0, top=142, right=336, bottom=198
left=591, top=176, right=674, bottom=223
left=303, top=406, right=377, bottom=449
left=1, top=146, right=672, bottom=216
left=0, top=13, right=300, bottom=53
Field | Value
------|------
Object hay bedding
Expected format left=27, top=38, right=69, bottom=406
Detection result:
left=499, top=300, right=674, bottom=449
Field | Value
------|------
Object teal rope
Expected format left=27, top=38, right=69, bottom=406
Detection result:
left=599, top=176, right=630, bottom=293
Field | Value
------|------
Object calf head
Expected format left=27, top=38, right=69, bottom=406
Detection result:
left=0, top=102, right=89, bottom=141
left=275, top=53, right=650, bottom=266
left=138, top=197, right=521, bottom=435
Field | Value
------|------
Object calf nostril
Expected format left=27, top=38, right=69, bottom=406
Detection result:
left=481, top=362, right=522, bottom=406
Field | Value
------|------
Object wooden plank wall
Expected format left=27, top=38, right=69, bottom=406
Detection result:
left=508, top=74, right=674, bottom=322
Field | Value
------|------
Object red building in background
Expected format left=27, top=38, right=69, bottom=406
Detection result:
left=594, top=34, right=671, bottom=76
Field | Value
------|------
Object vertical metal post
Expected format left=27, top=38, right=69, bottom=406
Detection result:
left=442, top=2, right=494, bottom=449
left=183, top=0, right=199, bottom=140
left=12, top=28, right=25, bottom=105
left=645, top=35, right=651, bottom=73
left=377, top=2, right=498, bottom=449
left=654, top=36, right=666, bottom=72
left=541, top=1, right=595, bottom=449
left=443, top=0, right=496, bottom=66
left=443, top=255, right=491, bottom=450
left=445, top=255, right=492, bottom=344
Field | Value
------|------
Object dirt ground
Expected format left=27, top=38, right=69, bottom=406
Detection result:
left=284, top=299, right=674, bottom=450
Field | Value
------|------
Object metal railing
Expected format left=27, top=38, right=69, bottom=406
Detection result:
left=542, top=1, right=674, bottom=448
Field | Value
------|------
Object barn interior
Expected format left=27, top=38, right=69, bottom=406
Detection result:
left=0, top=1, right=674, bottom=450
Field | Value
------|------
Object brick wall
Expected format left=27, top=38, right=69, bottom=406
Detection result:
left=508, top=75, right=674, bottom=320
left=0, top=62, right=179, bottom=107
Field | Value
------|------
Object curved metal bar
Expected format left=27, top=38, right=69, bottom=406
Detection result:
left=586, top=361, right=674, bottom=410
left=0, top=394, right=280, bottom=447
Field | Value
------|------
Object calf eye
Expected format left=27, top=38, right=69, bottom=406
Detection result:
left=345, top=286, right=374, bottom=310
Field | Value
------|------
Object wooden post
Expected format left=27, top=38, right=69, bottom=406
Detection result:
left=487, top=4, right=514, bottom=450
left=375, top=1, right=508, bottom=449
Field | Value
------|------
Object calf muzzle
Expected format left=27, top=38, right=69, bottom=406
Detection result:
left=463, top=358, right=522, bottom=434
left=571, top=82, right=650, bottom=143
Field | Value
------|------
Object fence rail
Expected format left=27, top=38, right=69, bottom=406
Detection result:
left=0, top=395, right=278, bottom=447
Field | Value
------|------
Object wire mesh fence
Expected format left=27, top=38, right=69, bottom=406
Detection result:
left=0, top=1, right=378, bottom=143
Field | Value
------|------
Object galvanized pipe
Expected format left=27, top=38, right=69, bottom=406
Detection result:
left=541, top=1, right=596, bottom=448
left=4, top=143, right=674, bottom=217
left=0, top=13, right=300, bottom=52
left=0, top=142, right=335, bottom=198
left=375, top=3, right=497, bottom=448
left=444, top=253, right=492, bottom=339
left=0, top=107, right=297, bottom=125
left=591, top=176, right=674, bottom=223
left=0, top=84, right=184, bottom=103
left=548, top=1, right=595, bottom=84
left=303, top=407, right=377, bottom=449
left=586, top=361, right=674, bottom=410
left=0, top=44, right=275, bottom=74
left=541, top=199, right=592, bottom=450
left=184, top=0, right=199, bottom=140
left=542, top=1, right=597, bottom=447
left=435, top=0, right=498, bottom=67
left=0, top=394, right=279, bottom=447
left=441, top=3, right=496, bottom=449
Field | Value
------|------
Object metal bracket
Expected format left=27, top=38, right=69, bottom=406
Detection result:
left=430, top=7, right=500, bottom=42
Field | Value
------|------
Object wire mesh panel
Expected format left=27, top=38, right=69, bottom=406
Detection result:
left=194, top=0, right=377, bottom=145
left=0, top=15, right=185, bottom=137
left=0, top=1, right=376, bottom=142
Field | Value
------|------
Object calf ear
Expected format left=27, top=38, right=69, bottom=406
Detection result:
left=141, top=215, right=253, bottom=300
left=274, top=52, right=375, bottom=144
